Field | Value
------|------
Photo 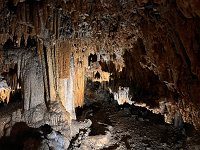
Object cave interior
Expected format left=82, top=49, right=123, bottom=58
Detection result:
left=0, top=0, right=200, bottom=149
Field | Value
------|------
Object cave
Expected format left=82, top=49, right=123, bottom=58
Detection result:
left=0, top=0, right=200, bottom=150
left=88, top=53, right=97, bottom=66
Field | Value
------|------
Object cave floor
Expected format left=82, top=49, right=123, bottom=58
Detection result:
left=70, top=101, right=200, bottom=150
left=0, top=99, right=199, bottom=150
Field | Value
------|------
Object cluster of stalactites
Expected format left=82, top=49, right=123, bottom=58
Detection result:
left=110, top=86, right=133, bottom=105
left=0, top=50, right=18, bottom=104
left=0, top=75, right=11, bottom=104
left=57, top=41, right=87, bottom=119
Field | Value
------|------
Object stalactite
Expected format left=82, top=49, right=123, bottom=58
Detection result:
left=0, top=76, right=11, bottom=104
left=21, top=3, right=26, bottom=23
left=37, top=3, right=42, bottom=35
left=9, top=70, right=17, bottom=93
left=73, top=64, right=85, bottom=107
left=57, top=9, right=61, bottom=39
left=110, top=86, right=133, bottom=105
left=33, top=4, right=39, bottom=34
left=57, top=41, right=71, bottom=78
left=73, top=45, right=86, bottom=107
left=37, top=38, right=43, bottom=59
left=53, top=9, right=57, bottom=37
left=25, top=3, right=30, bottom=23
left=46, top=46, right=57, bottom=101
left=51, top=45, right=58, bottom=92
left=16, top=3, right=21, bottom=22
left=38, top=5, right=44, bottom=32
left=47, top=6, right=53, bottom=33
left=63, top=54, right=76, bottom=119
left=43, top=4, right=48, bottom=27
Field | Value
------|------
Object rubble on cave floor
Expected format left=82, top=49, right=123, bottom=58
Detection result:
left=69, top=100, right=200, bottom=150
left=0, top=99, right=200, bottom=150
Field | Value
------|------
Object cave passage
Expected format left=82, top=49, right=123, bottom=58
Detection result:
left=0, top=0, right=200, bottom=150
left=0, top=90, right=191, bottom=150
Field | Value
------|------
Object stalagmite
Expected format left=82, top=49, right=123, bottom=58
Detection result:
left=22, top=55, right=45, bottom=110
left=0, top=47, right=46, bottom=109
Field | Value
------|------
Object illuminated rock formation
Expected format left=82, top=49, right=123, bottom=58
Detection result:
left=0, top=75, right=11, bottom=103
left=110, top=87, right=133, bottom=105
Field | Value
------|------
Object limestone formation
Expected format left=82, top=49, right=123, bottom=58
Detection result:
left=0, top=0, right=199, bottom=149
left=0, top=75, right=11, bottom=103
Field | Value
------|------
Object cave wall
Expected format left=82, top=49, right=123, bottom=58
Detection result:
left=0, top=0, right=200, bottom=129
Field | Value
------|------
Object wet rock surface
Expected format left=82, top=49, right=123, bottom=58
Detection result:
left=0, top=115, right=92, bottom=150
left=72, top=99, right=200, bottom=150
